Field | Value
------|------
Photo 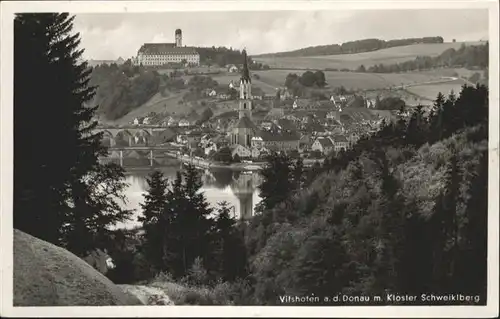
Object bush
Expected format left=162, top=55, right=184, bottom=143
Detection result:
left=186, top=257, right=209, bottom=286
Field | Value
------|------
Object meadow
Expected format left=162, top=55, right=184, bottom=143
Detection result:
left=110, top=66, right=473, bottom=125
left=253, top=69, right=459, bottom=92
left=253, top=42, right=482, bottom=70
left=406, top=79, right=468, bottom=100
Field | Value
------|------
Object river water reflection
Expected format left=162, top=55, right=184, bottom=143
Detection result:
left=115, top=160, right=263, bottom=229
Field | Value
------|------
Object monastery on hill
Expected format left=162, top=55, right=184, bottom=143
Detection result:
left=228, top=50, right=300, bottom=159
left=134, top=29, right=200, bottom=66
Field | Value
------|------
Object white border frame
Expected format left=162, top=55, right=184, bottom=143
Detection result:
left=1, top=1, right=498, bottom=317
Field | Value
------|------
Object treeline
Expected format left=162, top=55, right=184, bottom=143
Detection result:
left=357, top=43, right=488, bottom=73
left=196, top=46, right=250, bottom=67
left=105, top=166, right=254, bottom=304
left=257, top=36, right=444, bottom=58
left=284, top=71, right=327, bottom=98
left=243, top=84, right=488, bottom=304
left=90, top=61, right=161, bottom=120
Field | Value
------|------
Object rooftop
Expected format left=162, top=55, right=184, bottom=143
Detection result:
left=138, top=43, right=199, bottom=55
left=257, top=129, right=300, bottom=142
left=316, top=137, right=333, bottom=147
left=331, top=135, right=349, bottom=143
left=234, top=116, right=258, bottom=130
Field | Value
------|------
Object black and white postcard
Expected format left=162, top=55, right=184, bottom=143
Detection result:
left=1, top=0, right=498, bottom=317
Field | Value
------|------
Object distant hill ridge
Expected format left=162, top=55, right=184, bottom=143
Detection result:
left=254, top=36, right=446, bottom=58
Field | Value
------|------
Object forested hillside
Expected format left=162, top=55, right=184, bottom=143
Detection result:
left=244, top=84, right=488, bottom=304
left=89, top=62, right=160, bottom=120
left=256, top=36, right=444, bottom=58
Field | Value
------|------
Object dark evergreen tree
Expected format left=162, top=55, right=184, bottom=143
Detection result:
left=256, top=152, right=294, bottom=213
left=165, top=164, right=214, bottom=276
left=429, top=92, right=446, bottom=142
left=211, top=201, right=248, bottom=281
left=14, top=13, right=131, bottom=256
left=405, top=104, right=428, bottom=147
left=161, top=171, right=186, bottom=276
left=138, top=170, right=169, bottom=274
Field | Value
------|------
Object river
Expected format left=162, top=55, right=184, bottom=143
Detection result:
left=114, top=159, right=263, bottom=229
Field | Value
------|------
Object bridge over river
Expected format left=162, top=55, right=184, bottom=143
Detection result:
left=94, top=125, right=171, bottom=147
left=95, top=125, right=324, bottom=170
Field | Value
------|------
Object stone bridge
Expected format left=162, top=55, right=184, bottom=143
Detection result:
left=93, top=125, right=169, bottom=147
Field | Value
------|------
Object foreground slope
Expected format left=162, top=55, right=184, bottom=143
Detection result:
left=13, top=229, right=143, bottom=306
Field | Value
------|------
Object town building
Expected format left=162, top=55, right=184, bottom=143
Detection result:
left=135, top=29, right=200, bottom=66
left=227, top=65, right=239, bottom=73
left=311, top=135, right=349, bottom=155
left=311, top=137, right=334, bottom=155
left=330, top=135, right=349, bottom=152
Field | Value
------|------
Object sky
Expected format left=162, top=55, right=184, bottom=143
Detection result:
left=73, top=9, right=489, bottom=60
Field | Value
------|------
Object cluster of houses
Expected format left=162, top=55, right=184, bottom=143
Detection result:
left=132, top=116, right=193, bottom=127
left=126, top=50, right=398, bottom=163
left=167, top=116, right=361, bottom=161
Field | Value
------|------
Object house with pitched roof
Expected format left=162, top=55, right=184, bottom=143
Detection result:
left=251, top=129, right=300, bottom=152
left=311, top=137, right=334, bottom=155
left=299, top=134, right=314, bottom=152
left=330, top=135, right=349, bottom=152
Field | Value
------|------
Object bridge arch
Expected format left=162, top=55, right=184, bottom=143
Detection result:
left=99, top=130, right=115, bottom=147
left=133, top=129, right=152, bottom=146
left=114, top=130, right=134, bottom=147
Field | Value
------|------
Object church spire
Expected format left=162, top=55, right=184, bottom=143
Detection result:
left=241, top=49, right=251, bottom=83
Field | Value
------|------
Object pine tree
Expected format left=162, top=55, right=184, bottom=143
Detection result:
left=165, top=164, right=214, bottom=276
left=161, top=171, right=186, bottom=276
left=256, top=152, right=294, bottom=213
left=138, top=170, right=169, bottom=274
left=14, top=13, right=131, bottom=255
left=405, top=105, right=428, bottom=147
left=211, top=201, right=248, bottom=281
left=429, top=92, right=446, bottom=142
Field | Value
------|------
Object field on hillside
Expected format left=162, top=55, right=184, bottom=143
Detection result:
left=112, top=91, right=189, bottom=125
left=406, top=79, right=468, bottom=101
left=254, top=42, right=482, bottom=70
left=208, top=74, right=278, bottom=94
left=254, top=69, right=452, bottom=91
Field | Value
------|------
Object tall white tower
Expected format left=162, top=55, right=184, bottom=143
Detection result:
left=175, top=29, right=182, bottom=47
left=239, top=49, right=252, bottom=120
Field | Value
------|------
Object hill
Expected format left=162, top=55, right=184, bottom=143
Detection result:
left=255, top=36, right=445, bottom=58
left=14, top=229, right=143, bottom=306
left=242, top=84, right=489, bottom=304
left=253, top=42, right=484, bottom=71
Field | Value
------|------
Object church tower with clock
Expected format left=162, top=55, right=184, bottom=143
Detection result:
left=230, top=49, right=257, bottom=148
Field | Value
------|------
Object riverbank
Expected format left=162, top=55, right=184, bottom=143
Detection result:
left=102, top=151, right=324, bottom=173
left=164, top=151, right=265, bottom=171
